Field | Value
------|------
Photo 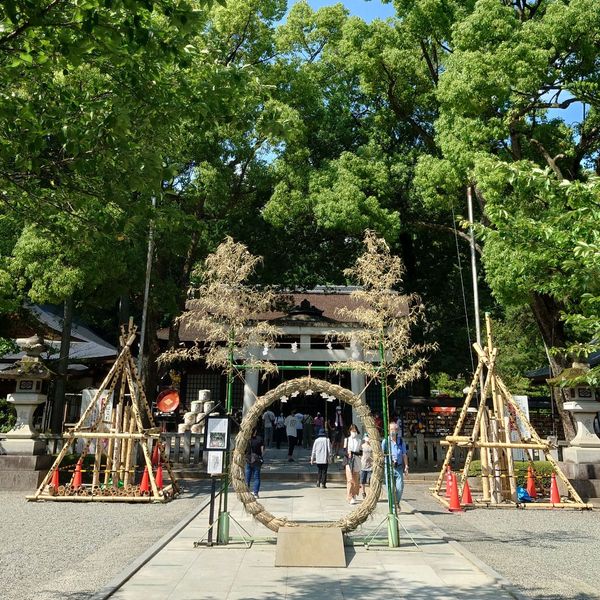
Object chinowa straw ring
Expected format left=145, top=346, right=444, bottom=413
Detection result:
left=231, top=376, right=383, bottom=533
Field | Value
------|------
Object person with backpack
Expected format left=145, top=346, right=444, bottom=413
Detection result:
left=382, top=421, right=409, bottom=508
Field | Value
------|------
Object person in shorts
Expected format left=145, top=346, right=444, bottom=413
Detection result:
left=359, top=432, right=373, bottom=499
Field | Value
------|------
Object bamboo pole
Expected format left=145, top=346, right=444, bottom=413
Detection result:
left=442, top=441, right=550, bottom=450
left=119, top=406, right=130, bottom=482
left=503, top=414, right=518, bottom=501
left=33, top=439, right=74, bottom=499
left=123, top=407, right=136, bottom=488
left=104, top=406, right=117, bottom=487
left=125, top=364, right=161, bottom=499
left=480, top=409, right=493, bottom=502
left=92, top=435, right=103, bottom=489
left=495, top=378, right=586, bottom=505
left=111, top=368, right=127, bottom=488
left=432, top=360, right=485, bottom=495
left=458, top=357, right=496, bottom=491
left=70, top=354, right=125, bottom=432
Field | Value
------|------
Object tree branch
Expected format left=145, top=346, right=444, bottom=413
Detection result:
left=419, top=40, right=438, bottom=85
left=413, top=221, right=482, bottom=255
left=0, top=0, right=64, bottom=46
left=530, top=138, right=565, bottom=179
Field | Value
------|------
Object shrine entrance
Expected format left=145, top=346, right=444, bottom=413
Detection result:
left=231, top=376, right=383, bottom=533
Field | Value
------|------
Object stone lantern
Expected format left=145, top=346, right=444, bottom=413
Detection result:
left=550, top=361, right=600, bottom=501
left=0, top=335, right=52, bottom=455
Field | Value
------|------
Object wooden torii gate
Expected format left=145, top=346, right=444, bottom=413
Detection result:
left=431, top=315, right=589, bottom=510
left=28, top=324, right=178, bottom=502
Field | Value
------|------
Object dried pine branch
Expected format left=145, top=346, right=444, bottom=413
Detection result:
left=333, top=231, right=436, bottom=393
left=158, top=237, right=280, bottom=369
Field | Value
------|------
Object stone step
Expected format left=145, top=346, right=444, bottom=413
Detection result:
left=172, top=465, right=439, bottom=482
left=0, top=455, right=53, bottom=491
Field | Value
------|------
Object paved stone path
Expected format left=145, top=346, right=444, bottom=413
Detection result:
left=103, top=480, right=521, bottom=600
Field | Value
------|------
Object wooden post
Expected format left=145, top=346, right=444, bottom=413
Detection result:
left=104, top=407, right=117, bottom=487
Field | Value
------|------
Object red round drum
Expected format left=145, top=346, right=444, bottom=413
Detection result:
left=156, top=389, right=180, bottom=413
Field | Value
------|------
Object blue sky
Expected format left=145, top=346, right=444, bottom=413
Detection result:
left=294, top=0, right=396, bottom=22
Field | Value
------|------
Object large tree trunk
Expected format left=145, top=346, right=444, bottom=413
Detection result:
left=529, top=292, right=576, bottom=441
left=51, top=296, right=74, bottom=433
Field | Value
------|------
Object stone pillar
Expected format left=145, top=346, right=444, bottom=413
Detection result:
left=350, top=339, right=366, bottom=429
left=242, top=369, right=259, bottom=416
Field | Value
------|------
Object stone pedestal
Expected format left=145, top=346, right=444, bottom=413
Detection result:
left=0, top=455, right=53, bottom=490
left=560, top=399, right=600, bottom=501
left=562, top=400, right=600, bottom=463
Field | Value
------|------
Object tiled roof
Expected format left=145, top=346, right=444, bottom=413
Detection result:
left=158, top=288, right=409, bottom=341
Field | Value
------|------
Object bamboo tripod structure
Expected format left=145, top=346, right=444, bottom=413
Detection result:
left=431, top=315, right=590, bottom=510
left=28, top=323, right=179, bottom=503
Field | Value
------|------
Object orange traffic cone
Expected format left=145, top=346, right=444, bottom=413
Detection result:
left=448, top=473, right=463, bottom=512
left=151, top=443, right=160, bottom=467
left=445, top=466, right=453, bottom=498
left=526, top=466, right=537, bottom=499
left=155, top=464, right=164, bottom=490
left=50, top=467, right=60, bottom=488
left=139, top=466, right=150, bottom=495
left=461, top=478, right=473, bottom=506
left=72, top=458, right=83, bottom=490
left=550, top=472, right=560, bottom=504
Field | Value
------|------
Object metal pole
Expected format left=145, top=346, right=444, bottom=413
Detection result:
left=218, top=329, right=235, bottom=544
left=467, top=186, right=482, bottom=350
left=379, top=340, right=399, bottom=548
left=468, top=186, right=491, bottom=497
left=137, top=195, right=156, bottom=375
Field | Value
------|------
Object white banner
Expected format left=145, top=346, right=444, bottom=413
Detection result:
left=510, top=395, right=530, bottom=461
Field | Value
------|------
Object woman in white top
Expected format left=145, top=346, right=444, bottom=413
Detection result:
left=344, top=424, right=362, bottom=504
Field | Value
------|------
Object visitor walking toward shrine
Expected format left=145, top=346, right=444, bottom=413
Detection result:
left=359, top=433, right=373, bottom=499
left=274, top=412, right=285, bottom=449
left=262, top=408, right=275, bottom=448
left=310, top=428, right=332, bottom=487
left=245, top=429, right=264, bottom=498
left=382, top=421, right=408, bottom=507
left=303, top=412, right=314, bottom=448
left=344, top=424, right=362, bottom=504
left=284, top=412, right=299, bottom=462
left=332, top=405, right=345, bottom=458
left=295, top=411, right=304, bottom=447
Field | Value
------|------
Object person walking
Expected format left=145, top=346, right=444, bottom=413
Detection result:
left=262, top=408, right=275, bottom=448
left=284, top=412, right=299, bottom=462
left=382, top=421, right=409, bottom=508
left=359, top=433, right=373, bottom=499
left=303, top=412, right=314, bottom=448
left=310, top=428, right=332, bottom=487
left=313, top=412, right=324, bottom=431
left=295, top=411, right=304, bottom=448
left=331, top=405, right=345, bottom=458
left=274, top=412, right=285, bottom=449
left=344, top=424, right=362, bottom=504
left=245, top=429, right=264, bottom=498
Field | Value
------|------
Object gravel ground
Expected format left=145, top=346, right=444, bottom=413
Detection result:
left=405, top=483, right=600, bottom=600
left=2, top=479, right=598, bottom=600
left=0, top=480, right=210, bottom=600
